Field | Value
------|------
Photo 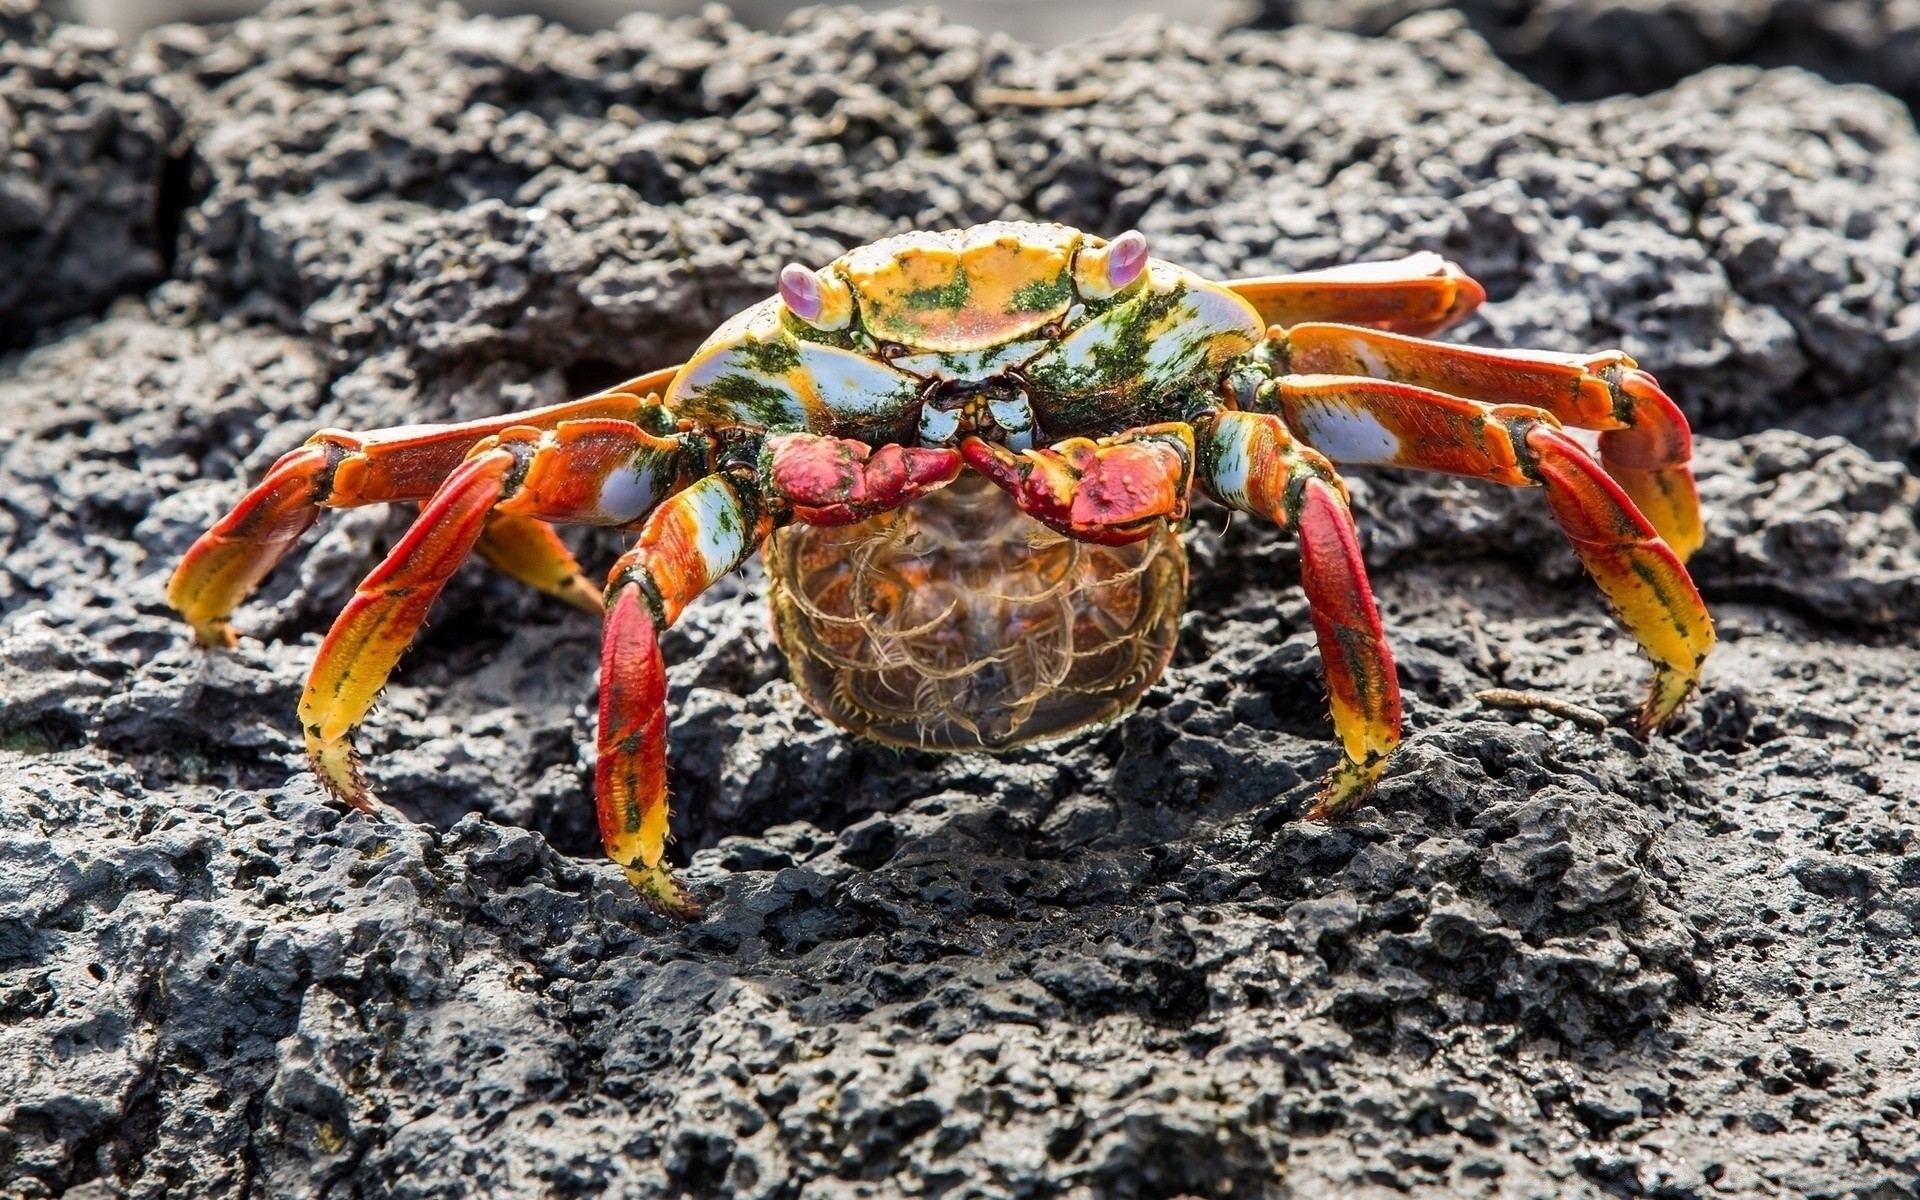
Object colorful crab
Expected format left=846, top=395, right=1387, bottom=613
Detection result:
left=169, top=222, right=1714, bottom=916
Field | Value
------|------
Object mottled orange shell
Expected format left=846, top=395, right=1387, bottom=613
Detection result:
left=765, top=474, right=1185, bottom=751
left=835, top=222, right=1081, bottom=353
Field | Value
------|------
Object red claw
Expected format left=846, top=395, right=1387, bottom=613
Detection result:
left=961, top=428, right=1191, bottom=545
left=766, top=434, right=960, bottom=526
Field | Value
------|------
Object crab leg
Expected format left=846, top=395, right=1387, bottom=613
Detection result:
left=1267, top=375, right=1714, bottom=732
left=168, top=368, right=679, bottom=646
left=1191, top=409, right=1400, bottom=817
left=1226, top=253, right=1486, bottom=337
left=474, top=515, right=603, bottom=614
left=957, top=424, right=1195, bottom=544
left=297, top=419, right=697, bottom=813
left=1269, top=324, right=1703, bottom=558
left=599, top=438, right=960, bottom=916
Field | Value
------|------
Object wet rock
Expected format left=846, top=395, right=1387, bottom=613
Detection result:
left=4, top=1, right=1920, bottom=1198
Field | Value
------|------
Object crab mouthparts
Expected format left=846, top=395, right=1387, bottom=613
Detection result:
left=918, top=375, right=1037, bottom=449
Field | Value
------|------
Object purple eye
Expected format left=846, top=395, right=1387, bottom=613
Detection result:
left=780, top=264, right=823, bottom=323
left=1107, top=230, right=1148, bottom=289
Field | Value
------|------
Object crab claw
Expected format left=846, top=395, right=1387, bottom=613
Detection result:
left=778, top=263, right=853, bottom=331
left=961, top=424, right=1193, bottom=545
left=1074, top=229, right=1150, bottom=301
left=764, top=433, right=962, bottom=525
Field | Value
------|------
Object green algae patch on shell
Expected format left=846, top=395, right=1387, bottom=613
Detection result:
left=837, top=222, right=1082, bottom=353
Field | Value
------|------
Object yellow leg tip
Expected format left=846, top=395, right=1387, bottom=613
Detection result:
left=1305, top=754, right=1387, bottom=821
left=1631, top=667, right=1700, bottom=738
left=624, top=862, right=702, bottom=921
left=306, top=734, right=374, bottom=812
left=186, top=617, right=237, bottom=648
left=559, top=575, right=605, bottom=615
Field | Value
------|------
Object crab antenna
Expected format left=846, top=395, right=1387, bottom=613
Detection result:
left=1108, top=230, right=1148, bottom=289
left=779, top=263, right=823, bottom=322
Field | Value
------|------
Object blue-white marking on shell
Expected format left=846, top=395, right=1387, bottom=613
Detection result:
left=986, top=393, right=1037, bottom=451
left=891, top=339, right=1053, bottom=382
left=597, top=460, right=664, bottom=524
left=1292, top=401, right=1400, bottom=465
left=686, top=476, right=753, bottom=580
left=919, top=405, right=962, bottom=447
left=1207, top=415, right=1254, bottom=508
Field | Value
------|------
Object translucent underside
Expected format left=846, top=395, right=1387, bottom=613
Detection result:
left=765, top=473, right=1187, bottom=752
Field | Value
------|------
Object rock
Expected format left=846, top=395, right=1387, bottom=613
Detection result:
left=4, top=1, right=1920, bottom=1197
left=0, top=3, right=179, bottom=348
left=1251, top=0, right=1920, bottom=110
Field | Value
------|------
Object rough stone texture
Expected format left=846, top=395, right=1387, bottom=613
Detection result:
left=5, top=2, right=1920, bottom=1197
left=0, top=0, right=180, bottom=348
left=1252, top=0, right=1920, bottom=111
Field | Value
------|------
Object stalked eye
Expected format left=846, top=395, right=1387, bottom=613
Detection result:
left=778, top=263, right=853, bottom=331
left=1073, top=229, right=1151, bottom=301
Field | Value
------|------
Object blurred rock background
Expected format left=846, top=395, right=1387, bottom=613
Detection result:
left=68, top=0, right=1259, bottom=45
left=63, top=0, right=1920, bottom=112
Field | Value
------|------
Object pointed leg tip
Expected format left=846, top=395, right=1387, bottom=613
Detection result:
left=561, top=576, right=606, bottom=615
left=1304, top=756, right=1385, bottom=822
left=624, top=862, right=703, bottom=921
left=307, top=736, right=376, bottom=813
left=1631, top=673, right=1699, bottom=740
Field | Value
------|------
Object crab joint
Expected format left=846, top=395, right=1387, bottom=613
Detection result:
left=961, top=423, right=1193, bottom=545
left=1073, top=229, right=1150, bottom=301
left=778, top=263, right=853, bottom=331
left=762, top=433, right=962, bottom=526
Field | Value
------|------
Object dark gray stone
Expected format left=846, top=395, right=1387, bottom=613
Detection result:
left=0, top=4, right=179, bottom=348
left=1252, top=0, right=1920, bottom=111
left=4, top=1, right=1920, bottom=1197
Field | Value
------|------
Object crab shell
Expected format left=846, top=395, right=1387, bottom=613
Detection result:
left=663, top=222, right=1267, bottom=449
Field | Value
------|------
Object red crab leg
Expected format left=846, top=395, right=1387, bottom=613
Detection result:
left=958, top=423, right=1195, bottom=545
left=297, top=418, right=695, bottom=813
left=599, top=439, right=960, bottom=916
left=1270, top=324, right=1703, bottom=558
left=1267, top=375, right=1715, bottom=733
left=1225, top=253, right=1486, bottom=337
left=1192, top=409, right=1400, bottom=818
left=168, top=367, right=680, bottom=646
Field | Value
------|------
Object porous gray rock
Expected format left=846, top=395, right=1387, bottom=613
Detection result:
left=0, top=0, right=180, bottom=348
left=1252, top=0, right=1920, bottom=110
left=4, top=2, right=1920, bottom=1198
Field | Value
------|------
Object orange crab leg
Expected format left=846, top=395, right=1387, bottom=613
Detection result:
left=1226, top=253, right=1486, bottom=337
left=597, top=473, right=774, bottom=917
left=474, top=515, right=602, bottom=614
left=1268, top=375, right=1714, bottom=732
left=1270, top=324, right=1703, bottom=558
left=958, top=423, right=1195, bottom=545
left=296, top=419, right=699, bottom=812
left=168, top=370, right=680, bottom=646
left=1193, top=409, right=1400, bottom=817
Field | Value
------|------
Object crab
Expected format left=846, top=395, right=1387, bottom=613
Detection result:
left=169, top=222, right=1714, bottom=917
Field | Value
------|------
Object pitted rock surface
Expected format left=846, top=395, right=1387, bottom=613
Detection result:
left=4, top=2, right=1920, bottom=1197
left=1254, top=0, right=1920, bottom=111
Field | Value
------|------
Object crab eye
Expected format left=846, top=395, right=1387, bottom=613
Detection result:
left=778, top=263, right=853, bottom=331
left=1074, top=229, right=1151, bottom=300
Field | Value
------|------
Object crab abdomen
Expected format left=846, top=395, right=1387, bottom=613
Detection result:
left=765, top=473, right=1185, bottom=751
